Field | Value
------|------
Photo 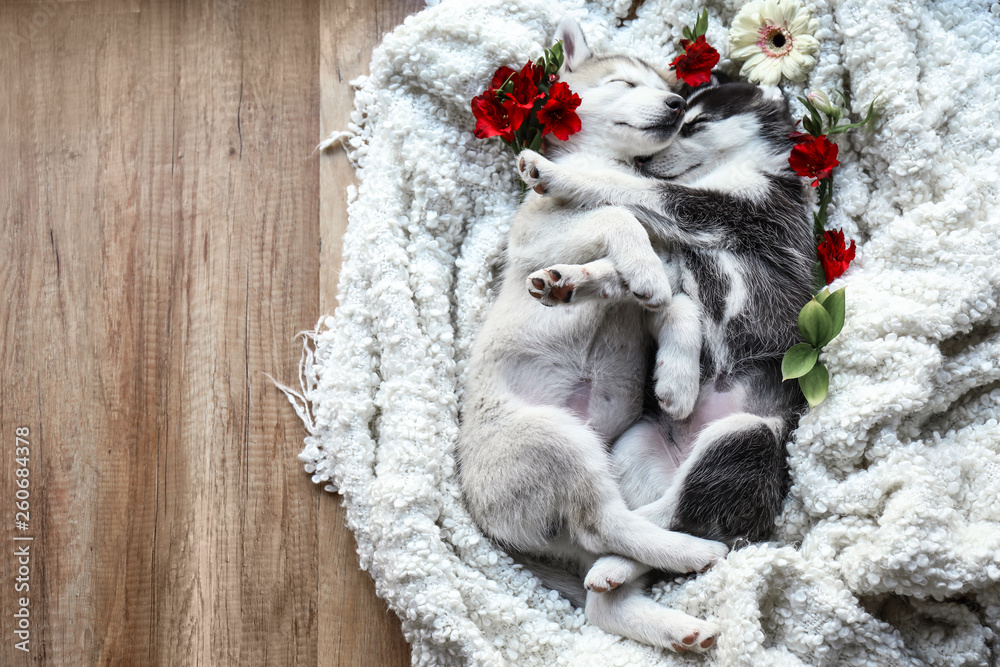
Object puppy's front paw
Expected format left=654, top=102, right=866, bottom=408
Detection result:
left=517, top=150, right=550, bottom=195
left=620, top=262, right=672, bottom=311
left=527, top=266, right=575, bottom=306
left=655, top=355, right=700, bottom=420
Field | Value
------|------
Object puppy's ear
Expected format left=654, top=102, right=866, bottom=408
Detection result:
left=710, top=71, right=733, bottom=86
left=677, top=70, right=728, bottom=98
left=554, top=18, right=591, bottom=73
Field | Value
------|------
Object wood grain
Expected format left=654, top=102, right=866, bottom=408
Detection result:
left=0, top=1, right=418, bottom=664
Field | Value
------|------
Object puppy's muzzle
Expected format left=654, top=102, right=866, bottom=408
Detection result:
left=648, top=94, right=686, bottom=134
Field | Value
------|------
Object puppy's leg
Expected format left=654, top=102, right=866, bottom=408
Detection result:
left=519, top=149, right=632, bottom=210
left=587, top=419, right=676, bottom=593
left=518, top=148, right=656, bottom=212
left=649, top=293, right=702, bottom=420
left=526, top=258, right=627, bottom=307
left=521, top=204, right=672, bottom=310
left=573, top=493, right=728, bottom=576
left=585, top=581, right=718, bottom=653
left=517, top=149, right=724, bottom=248
left=583, top=500, right=716, bottom=592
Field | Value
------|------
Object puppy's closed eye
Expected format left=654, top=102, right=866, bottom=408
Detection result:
left=679, top=117, right=709, bottom=137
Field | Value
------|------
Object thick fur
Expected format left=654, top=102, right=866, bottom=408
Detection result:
left=457, top=19, right=729, bottom=654
left=518, top=78, right=814, bottom=593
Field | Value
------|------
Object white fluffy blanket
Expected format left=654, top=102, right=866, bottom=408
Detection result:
left=289, top=0, right=1000, bottom=663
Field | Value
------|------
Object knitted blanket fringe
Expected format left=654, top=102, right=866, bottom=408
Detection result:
left=287, top=0, right=1000, bottom=664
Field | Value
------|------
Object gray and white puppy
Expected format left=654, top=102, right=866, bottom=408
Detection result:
left=517, top=47, right=814, bottom=595
left=457, top=19, right=729, bottom=654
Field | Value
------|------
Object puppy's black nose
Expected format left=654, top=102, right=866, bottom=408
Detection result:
left=665, top=95, right=685, bottom=111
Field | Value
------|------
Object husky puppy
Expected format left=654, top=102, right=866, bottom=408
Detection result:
left=517, top=65, right=814, bottom=593
left=458, top=20, right=729, bottom=653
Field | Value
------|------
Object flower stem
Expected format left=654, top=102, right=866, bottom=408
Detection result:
left=814, top=174, right=834, bottom=242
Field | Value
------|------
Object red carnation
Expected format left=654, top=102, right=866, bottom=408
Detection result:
left=471, top=89, right=518, bottom=142
left=490, top=66, right=515, bottom=91
left=817, top=229, right=857, bottom=284
left=789, top=134, right=840, bottom=186
left=537, top=81, right=582, bottom=141
left=669, top=35, right=719, bottom=87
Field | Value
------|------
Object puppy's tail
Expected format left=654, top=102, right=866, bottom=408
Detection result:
left=509, top=551, right=588, bottom=608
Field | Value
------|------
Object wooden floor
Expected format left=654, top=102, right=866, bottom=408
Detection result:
left=0, top=0, right=423, bottom=664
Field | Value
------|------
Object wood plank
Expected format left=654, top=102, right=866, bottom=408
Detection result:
left=318, top=0, right=425, bottom=665
left=144, top=1, right=321, bottom=664
left=1, top=5, right=149, bottom=664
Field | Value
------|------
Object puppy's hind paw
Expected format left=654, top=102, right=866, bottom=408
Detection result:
left=680, top=536, right=729, bottom=574
left=668, top=621, right=718, bottom=654
left=517, top=149, right=549, bottom=195
left=585, top=556, right=638, bottom=593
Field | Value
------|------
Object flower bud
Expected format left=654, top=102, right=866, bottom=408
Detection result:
left=807, top=90, right=837, bottom=115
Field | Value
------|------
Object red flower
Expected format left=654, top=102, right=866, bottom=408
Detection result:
left=505, top=61, right=545, bottom=128
left=669, top=35, right=719, bottom=87
left=490, top=66, right=515, bottom=91
left=511, top=61, right=544, bottom=98
left=537, top=81, right=582, bottom=141
left=471, top=89, right=517, bottom=142
left=817, top=229, right=857, bottom=283
left=789, top=134, right=840, bottom=186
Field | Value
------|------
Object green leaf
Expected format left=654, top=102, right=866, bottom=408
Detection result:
left=683, top=26, right=693, bottom=41
left=695, top=9, right=709, bottom=38
left=798, top=361, right=830, bottom=408
left=797, top=96, right=824, bottom=135
left=798, top=299, right=833, bottom=347
left=782, top=343, right=819, bottom=380
left=826, top=97, right=879, bottom=135
left=819, top=287, right=846, bottom=346
left=802, top=116, right=820, bottom=137
left=550, top=40, right=564, bottom=70
left=528, top=130, right=543, bottom=152
left=815, top=288, right=830, bottom=305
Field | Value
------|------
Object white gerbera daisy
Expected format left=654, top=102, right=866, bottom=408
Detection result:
left=729, top=0, right=820, bottom=85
